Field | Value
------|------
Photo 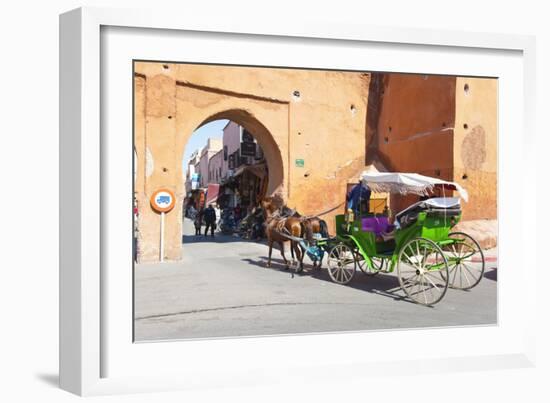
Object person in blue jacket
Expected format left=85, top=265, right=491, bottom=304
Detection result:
left=346, top=182, right=371, bottom=216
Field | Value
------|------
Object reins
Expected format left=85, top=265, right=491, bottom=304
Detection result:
left=299, top=201, right=345, bottom=220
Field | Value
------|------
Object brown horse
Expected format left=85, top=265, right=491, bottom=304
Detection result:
left=260, top=196, right=307, bottom=271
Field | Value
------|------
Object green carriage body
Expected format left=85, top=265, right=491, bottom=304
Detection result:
left=334, top=209, right=461, bottom=272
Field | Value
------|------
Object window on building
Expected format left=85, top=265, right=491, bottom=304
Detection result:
left=242, top=129, right=254, bottom=143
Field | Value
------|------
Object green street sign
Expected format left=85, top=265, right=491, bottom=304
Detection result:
left=295, top=159, right=304, bottom=167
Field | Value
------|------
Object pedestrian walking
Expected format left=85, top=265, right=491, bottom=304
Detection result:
left=194, top=208, right=203, bottom=236
left=214, top=204, right=221, bottom=229
left=187, top=204, right=197, bottom=220
left=234, top=204, right=242, bottom=224
left=203, top=204, right=217, bottom=237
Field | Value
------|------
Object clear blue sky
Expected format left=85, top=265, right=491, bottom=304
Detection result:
left=182, top=119, right=228, bottom=174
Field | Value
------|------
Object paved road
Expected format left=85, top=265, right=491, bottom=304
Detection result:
left=134, top=219, right=497, bottom=341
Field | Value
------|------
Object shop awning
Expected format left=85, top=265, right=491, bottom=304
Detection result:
left=205, top=184, right=220, bottom=205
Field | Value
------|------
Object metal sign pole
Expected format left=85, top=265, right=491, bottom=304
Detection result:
left=160, top=212, right=165, bottom=262
left=151, top=188, right=175, bottom=263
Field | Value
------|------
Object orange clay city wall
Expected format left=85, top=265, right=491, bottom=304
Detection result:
left=134, top=63, right=497, bottom=263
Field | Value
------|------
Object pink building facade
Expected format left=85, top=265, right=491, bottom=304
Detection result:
left=221, top=121, right=241, bottom=179
left=198, top=138, right=222, bottom=188
left=208, top=150, right=223, bottom=184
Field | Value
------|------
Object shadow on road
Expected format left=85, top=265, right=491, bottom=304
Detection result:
left=309, top=266, right=413, bottom=304
left=484, top=267, right=497, bottom=281
left=241, top=255, right=416, bottom=305
left=242, top=256, right=295, bottom=272
left=182, top=233, right=265, bottom=245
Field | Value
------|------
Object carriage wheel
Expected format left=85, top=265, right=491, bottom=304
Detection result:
left=327, top=243, right=356, bottom=284
left=397, top=238, right=449, bottom=306
left=355, top=250, right=383, bottom=276
left=442, top=232, right=485, bottom=290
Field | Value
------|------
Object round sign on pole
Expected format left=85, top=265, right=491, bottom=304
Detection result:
left=150, top=188, right=176, bottom=213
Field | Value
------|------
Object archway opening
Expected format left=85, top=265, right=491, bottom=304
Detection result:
left=181, top=110, right=284, bottom=238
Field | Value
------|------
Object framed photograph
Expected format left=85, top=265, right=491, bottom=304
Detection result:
left=60, top=7, right=536, bottom=396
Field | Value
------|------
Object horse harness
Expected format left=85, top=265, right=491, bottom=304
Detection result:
left=266, top=209, right=315, bottom=240
left=266, top=210, right=293, bottom=236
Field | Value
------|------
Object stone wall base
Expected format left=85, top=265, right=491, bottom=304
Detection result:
left=454, top=219, right=498, bottom=250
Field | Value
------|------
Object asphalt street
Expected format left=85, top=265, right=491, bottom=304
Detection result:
left=134, top=219, right=498, bottom=341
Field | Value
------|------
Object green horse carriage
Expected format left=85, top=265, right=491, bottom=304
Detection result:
left=326, top=172, right=485, bottom=306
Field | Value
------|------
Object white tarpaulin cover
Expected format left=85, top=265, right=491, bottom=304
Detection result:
left=424, top=197, right=461, bottom=208
left=360, top=172, right=469, bottom=202
left=395, top=197, right=461, bottom=220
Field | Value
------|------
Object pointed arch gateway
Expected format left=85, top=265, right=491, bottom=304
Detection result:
left=174, top=80, right=292, bottom=203
left=135, top=69, right=292, bottom=263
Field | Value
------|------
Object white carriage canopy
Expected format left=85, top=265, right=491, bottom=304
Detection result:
left=360, top=172, right=469, bottom=202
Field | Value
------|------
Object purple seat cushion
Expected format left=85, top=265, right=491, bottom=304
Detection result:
left=361, top=217, right=390, bottom=236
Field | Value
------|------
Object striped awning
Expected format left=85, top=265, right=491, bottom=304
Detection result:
left=205, top=184, right=220, bottom=205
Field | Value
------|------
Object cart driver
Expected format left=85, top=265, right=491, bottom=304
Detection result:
left=346, top=182, right=371, bottom=219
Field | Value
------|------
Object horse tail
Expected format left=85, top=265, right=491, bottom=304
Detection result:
left=318, top=219, right=329, bottom=238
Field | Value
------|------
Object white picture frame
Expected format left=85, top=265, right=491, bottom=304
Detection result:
left=60, top=6, right=537, bottom=396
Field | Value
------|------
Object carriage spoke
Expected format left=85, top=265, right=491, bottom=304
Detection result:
left=460, top=263, right=473, bottom=287
left=445, top=233, right=485, bottom=290
left=424, top=272, right=443, bottom=294
left=452, top=259, right=459, bottom=286
left=451, top=244, right=458, bottom=258
left=424, top=271, right=441, bottom=281
left=398, top=238, right=448, bottom=305
left=404, top=254, right=419, bottom=269
left=421, top=277, right=429, bottom=305
left=462, top=261, right=480, bottom=278
left=341, top=268, right=349, bottom=282
left=406, top=245, right=419, bottom=267
left=422, top=245, right=428, bottom=265
left=402, top=274, right=418, bottom=286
